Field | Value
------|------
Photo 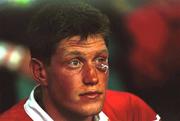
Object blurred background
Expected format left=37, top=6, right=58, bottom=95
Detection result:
left=0, top=0, right=179, bottom=121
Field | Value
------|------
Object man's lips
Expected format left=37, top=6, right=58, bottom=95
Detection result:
left=79, top=91, right=103, bottom=99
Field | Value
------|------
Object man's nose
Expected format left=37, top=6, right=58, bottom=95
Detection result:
left=82, top=64, right=99, bottom=86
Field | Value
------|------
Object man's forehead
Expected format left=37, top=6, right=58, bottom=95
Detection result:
left=59, top=35, right=106, bottom=46
left=63, top=49, right=108, bottom=57
left=55, top=35, right=108, bottom=56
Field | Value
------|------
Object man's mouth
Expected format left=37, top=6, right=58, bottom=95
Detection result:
left=79, top=91, right=103, bottom=99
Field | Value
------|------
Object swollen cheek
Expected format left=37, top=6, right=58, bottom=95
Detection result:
left=99, top=72, right=108, bottom=80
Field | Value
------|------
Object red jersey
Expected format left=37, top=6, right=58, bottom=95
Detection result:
left=0, top=90, right=159, bottom=121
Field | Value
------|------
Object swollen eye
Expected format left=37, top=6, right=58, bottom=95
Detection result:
left=96, top=63, right=109, bottom=73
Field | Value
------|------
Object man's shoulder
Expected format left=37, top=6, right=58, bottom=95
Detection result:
left=104, top=90, right=141, bottom=110
left=103, top=90, right=158, bottom=121
left=0, top=100, right=31, bottom=121
left=106, top=89, right=134, bottom=101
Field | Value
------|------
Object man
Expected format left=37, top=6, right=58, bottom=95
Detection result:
left=0, top=1, right=160, bottom=121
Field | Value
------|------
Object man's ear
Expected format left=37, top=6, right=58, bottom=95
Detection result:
left=30, top=58, right=48, bottom=86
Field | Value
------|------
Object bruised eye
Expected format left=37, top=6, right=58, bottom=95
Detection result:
left=95, top=57, right=108, bottom=64
left=95, top=57, right=109, bottom=72
left=68, top=59, right=82, bottom=68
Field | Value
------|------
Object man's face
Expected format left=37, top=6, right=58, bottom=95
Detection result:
left=45, top=35, right=109, bottom=117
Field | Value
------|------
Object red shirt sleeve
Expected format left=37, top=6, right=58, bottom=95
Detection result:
left=103, top=90, right=161, bottom=121
left=0, top=100, right=32, bottom=121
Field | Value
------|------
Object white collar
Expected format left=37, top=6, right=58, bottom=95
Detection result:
left=24, top=85, right=109, bottom=121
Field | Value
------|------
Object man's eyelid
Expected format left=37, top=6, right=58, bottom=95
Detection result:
left=94, top=56, right=108, bottom=62
left=95, top=51, right=109, bottom=59
left=63, top=53, right=84, bottom=60
left=69, top=59, right=81, bottom=65
left=67, top=58, right=83, bottom=69
left=68, top=57, right=85, bottom=64
left=95, top=52, right=109, bottom=59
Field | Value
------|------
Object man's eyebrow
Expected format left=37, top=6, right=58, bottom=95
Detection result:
left=63, top=51, right=85, bottom=57
left=63, top=49, right=108, bottom=57
left=96, top=49, right=109, bottom=55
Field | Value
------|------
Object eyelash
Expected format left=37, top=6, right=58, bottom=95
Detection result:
left=67, top=56, right=108, bottom=69
left=68, top=58, right=82, bottom=68
left=95, top=57, right=108, bottom=63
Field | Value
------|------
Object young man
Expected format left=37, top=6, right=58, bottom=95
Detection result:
left=0, top=1, right=160, bottom=121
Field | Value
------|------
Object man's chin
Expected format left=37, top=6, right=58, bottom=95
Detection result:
left=78, top=102, right=103, bottom=116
